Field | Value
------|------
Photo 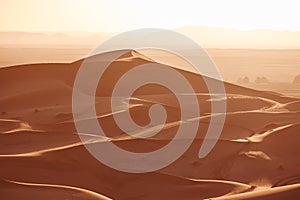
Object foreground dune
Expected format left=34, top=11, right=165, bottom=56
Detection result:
left=0, top=50, right=299, bottom=199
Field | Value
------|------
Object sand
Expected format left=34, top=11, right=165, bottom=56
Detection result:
left=0, top=49, right=300, bottom=199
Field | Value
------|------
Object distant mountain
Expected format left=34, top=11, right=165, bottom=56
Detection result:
left=1, top=26, right=300, bottom=48
left=0, top=31, right=112, bottom=47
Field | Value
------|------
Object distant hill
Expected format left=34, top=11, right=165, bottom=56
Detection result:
left=0, top=31, right=112, bottom=47
left=1, top=26, right=300, bottom=48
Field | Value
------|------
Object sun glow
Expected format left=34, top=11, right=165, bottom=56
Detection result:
left=0, top=0, right=299, bottom=32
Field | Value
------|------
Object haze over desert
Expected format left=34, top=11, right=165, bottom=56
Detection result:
left=1, top=0, right=300, bottom=199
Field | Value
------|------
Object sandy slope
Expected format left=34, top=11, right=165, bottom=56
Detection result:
left=0, top=50, right=299, bottom=199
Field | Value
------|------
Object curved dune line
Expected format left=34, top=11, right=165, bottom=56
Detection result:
left=157, top=172, right=252, bottom=188
left=188, top=178, right=252, bottom=188
left=5, top=180, right=112, bottom=200
left=0, top=133, right=122, bottom=157
left=247, top=124, right=295, bottom=142
left=62, top=96, right=178, bottom=124
left=208, top=183, right=300, bottom=200
left=0, top=124, right=203, bottom=158
left=0, top=119, right=22, bottom=123
left=0, top=136, right=108, bottom=157
left=113, top=120, right=183, bottom=140
left=2, top=128, right=45, bottom=134
left=0, top=142, right=84, bottom=157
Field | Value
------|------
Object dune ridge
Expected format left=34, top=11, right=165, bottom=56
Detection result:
left=0, top=49, right=299, bottom=199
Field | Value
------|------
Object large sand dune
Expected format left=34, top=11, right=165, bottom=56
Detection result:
left=0, top=50, right=299, bottom=199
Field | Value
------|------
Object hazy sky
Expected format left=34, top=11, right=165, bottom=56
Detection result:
left=0, top=0, right=299, bottom=32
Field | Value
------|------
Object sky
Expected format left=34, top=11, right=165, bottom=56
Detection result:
left=0, top=0, right=300, bottom=32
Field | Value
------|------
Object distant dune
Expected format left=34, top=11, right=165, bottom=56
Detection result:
left=0, top=50, right=300, bottom=199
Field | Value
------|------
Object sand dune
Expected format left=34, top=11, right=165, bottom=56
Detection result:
left=209, top=183, right=300, bottom=200
left=1, top=179, right=112, bottom=200
left=0, top=49, right=299, bottom=199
